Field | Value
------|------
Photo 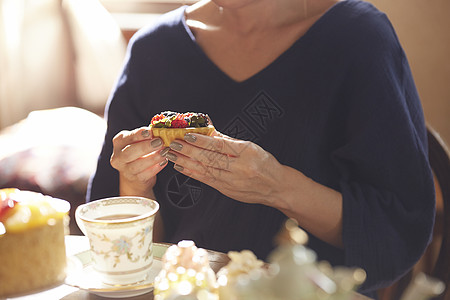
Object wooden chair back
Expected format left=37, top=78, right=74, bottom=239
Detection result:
left=379, top=124, right=450, bottom=300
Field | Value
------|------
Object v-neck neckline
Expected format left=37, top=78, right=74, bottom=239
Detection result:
left=178, top=1, right=347, bottom=86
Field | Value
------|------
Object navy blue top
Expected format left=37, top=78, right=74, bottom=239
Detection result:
left=87, top=0, right=435, bottom=296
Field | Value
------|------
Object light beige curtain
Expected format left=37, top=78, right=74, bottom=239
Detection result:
left=0, top=0, right=126, bottom=129
left=63, top=0, right=127, bottom=113
left=0, top=0, right=75, bottom=129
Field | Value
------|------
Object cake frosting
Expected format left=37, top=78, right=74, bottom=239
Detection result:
left=154, top=240, right=218, bottom=299
left=0, top=188, right=70, bottom=297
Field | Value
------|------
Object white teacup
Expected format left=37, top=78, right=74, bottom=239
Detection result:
left=75, top=196, right=159, bottom=285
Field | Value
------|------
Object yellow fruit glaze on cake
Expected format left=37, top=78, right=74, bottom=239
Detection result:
left=152, top=124, right=215, bottom=146
left=0, top=189, right=70, bottom=298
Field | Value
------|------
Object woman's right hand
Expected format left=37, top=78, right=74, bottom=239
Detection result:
left=110, top=127, right=168, bottom=198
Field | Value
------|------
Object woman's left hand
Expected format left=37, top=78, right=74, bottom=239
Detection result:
left=163, top=131, right=282, bottom=207
left=164, top=131, right=344, bottom=248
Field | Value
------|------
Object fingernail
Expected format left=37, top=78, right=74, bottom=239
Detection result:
left=142, top=130, right=150, bottom=138
left=170, top=142, right=183, bottom=151
left=174, top=164, right=184, bottom=172
left=159, top=159, right=168, bottom=166
left=184, top=134, right=197, bottom=143
left=151, top=138, right=163, bottom=148
left=165, top=152, right=177, bottom=161
left=160, top=147, right=170, bottom=157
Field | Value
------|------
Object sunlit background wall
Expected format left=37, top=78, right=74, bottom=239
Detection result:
left=0, top=0, right=126, bottom=128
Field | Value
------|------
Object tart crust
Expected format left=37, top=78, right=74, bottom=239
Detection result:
left=152, top=125, right=215, bottom=146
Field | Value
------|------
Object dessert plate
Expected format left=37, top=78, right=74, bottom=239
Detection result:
left=66, top=247, right=164, bottom=298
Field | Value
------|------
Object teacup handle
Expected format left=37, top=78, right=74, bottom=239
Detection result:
left=75, top=204, right=88, bottom=236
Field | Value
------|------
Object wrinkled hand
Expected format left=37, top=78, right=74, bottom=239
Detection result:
left=163, top=132, right=345, bottom=248
left=164, top=132, right=282, bottom=206
left=110, top=127, right=168, bottom=196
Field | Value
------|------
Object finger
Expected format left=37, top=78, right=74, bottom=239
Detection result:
left=126, top=157, right=168, bottom=183
left=172, top=160, right=232, bottom=186
left=123, top=137, right=164, bottom=160
left=111, top=138, right=164, bottom=169
left=124, top=150, right=168, bottom=176
left=118, top=138, right=163, bottom=163
left=211, top=130, right=236, bottom=140
left=112, top=127, right=153, bottom=149
left=183, top=133, right=247, bottom=157
left=168, top=141, right=235, bottom=170
left=166, top=149, right=232, bottom=181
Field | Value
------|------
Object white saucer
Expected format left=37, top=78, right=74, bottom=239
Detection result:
left=65, top=250, right=163, bottom=298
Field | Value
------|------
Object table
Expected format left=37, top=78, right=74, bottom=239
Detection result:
left=7, top=235, right=373, bottom=300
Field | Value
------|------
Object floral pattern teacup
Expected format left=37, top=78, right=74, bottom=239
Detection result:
left=75, top=197, right=159, bottom=285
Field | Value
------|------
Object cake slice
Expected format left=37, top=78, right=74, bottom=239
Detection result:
left=0, top=189, right=70, bottom=297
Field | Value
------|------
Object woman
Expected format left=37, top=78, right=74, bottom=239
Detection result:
left=87, top=0, right=435, bottom=296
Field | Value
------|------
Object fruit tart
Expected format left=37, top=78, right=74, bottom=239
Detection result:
left=150, top=111, right=215, bottom=146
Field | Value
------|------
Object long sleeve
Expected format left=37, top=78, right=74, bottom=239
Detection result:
left=332, top=10, right=435, bottom=292
left=86, top=8, right=189, bottom=202
left=86, top=37, right=147, bottom=201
